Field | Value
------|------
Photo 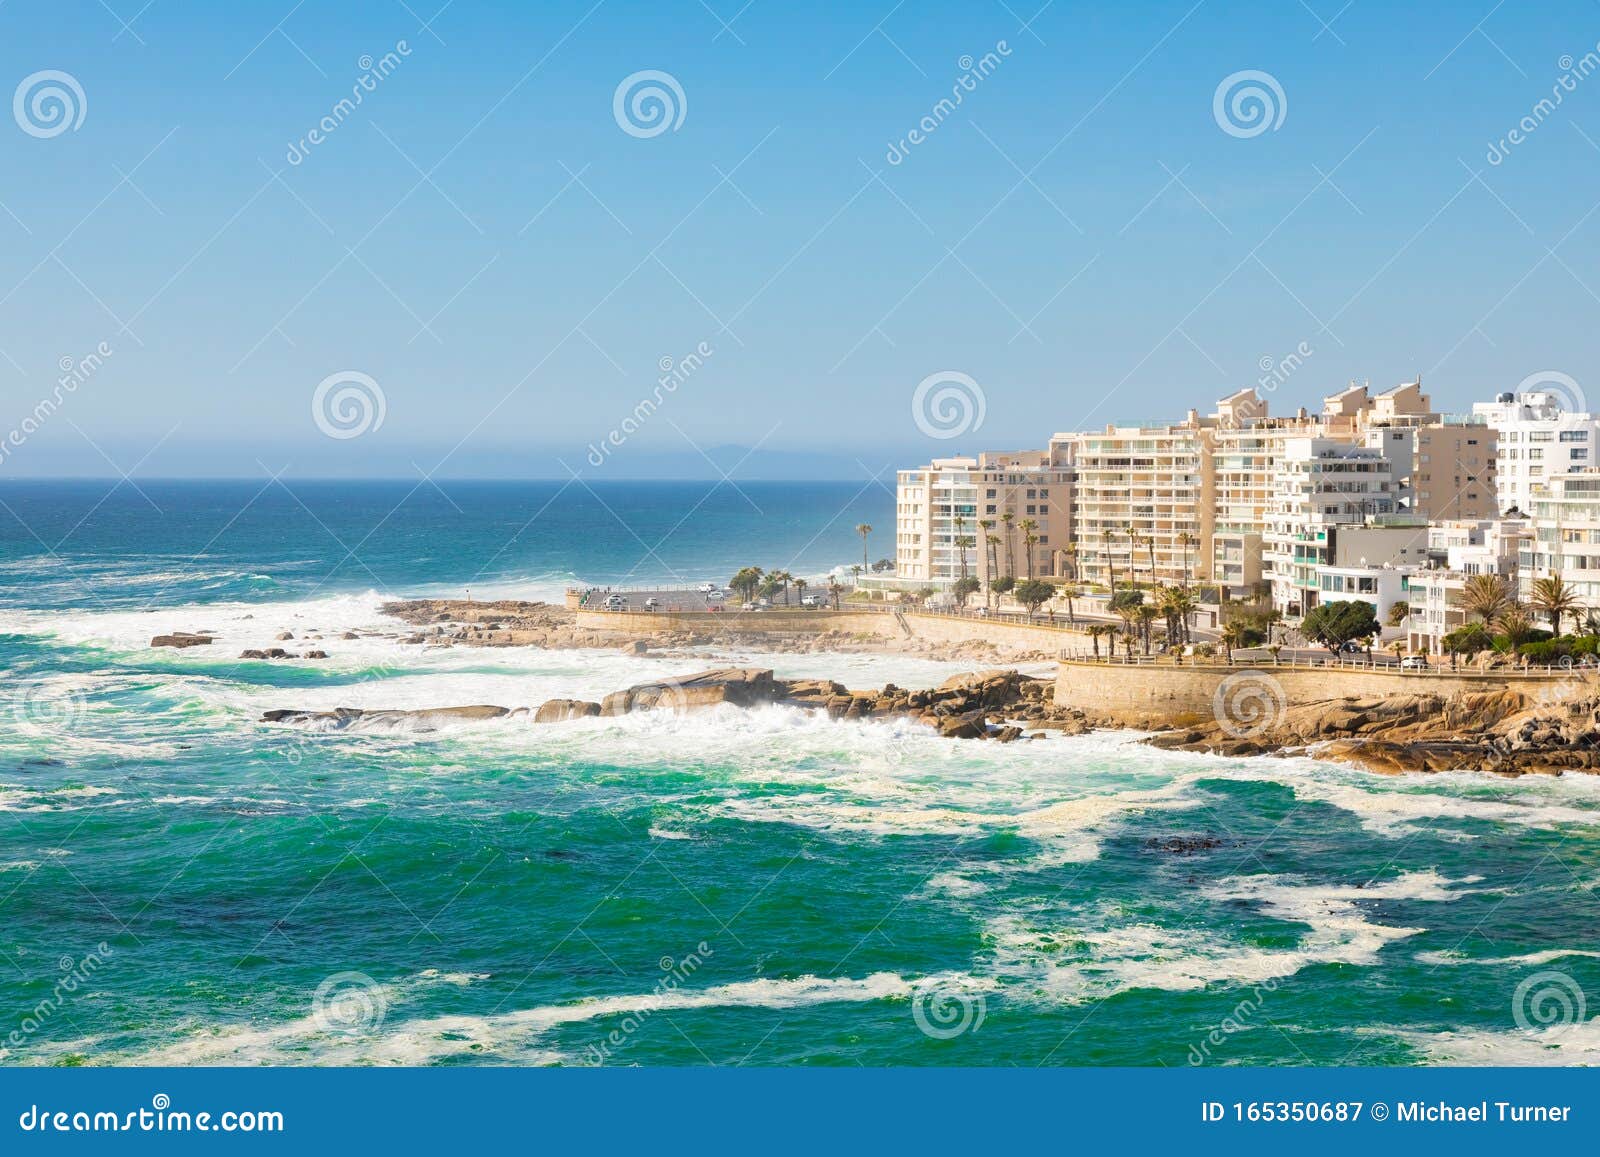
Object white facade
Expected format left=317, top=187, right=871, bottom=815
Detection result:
left=1263, top=438, right=1404, bottom=617
left=1472, top=391, right=1600, bottom=515
left=1522, top=471, right=1600, bottom=605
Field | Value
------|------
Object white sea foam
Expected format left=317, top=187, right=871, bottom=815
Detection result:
left=45, top=968, right=986, bottom=1067
left=1414, top=948, right=1600, bottom=968
left=1374, top=1019, right=1600, bottom=1066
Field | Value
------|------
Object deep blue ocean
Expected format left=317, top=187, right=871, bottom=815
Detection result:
left=3, top=480, right=1600, bottom=1067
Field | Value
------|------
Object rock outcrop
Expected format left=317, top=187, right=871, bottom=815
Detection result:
left=262, top=667, right=1091, bottom=743
left=1143, top=684, right=1600, bottom=775
left=151, top=632, right=214, bottom=648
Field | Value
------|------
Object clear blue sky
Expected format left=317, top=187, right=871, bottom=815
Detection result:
left=3, top=0, right=1600, bottom=477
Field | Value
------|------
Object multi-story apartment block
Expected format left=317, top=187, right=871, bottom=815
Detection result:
left=1262, top=437, right=1424, bottom=617
left=1473, top=391, right=1600, bottom=515
left=891, top=451, right=1072, bottom=590
left=1521, top=471, right=1600, bottom=606
left=1052, top=413, right=1214, bottom=590
left=1406, top=518, right=1529, bottom=654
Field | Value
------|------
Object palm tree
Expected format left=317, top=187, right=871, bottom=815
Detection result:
left=1000, top=511, right=1016, bottom=577
left=1087, top=622, right=1107, bottom=659
left=984, top=534, right=1002, bottom=605
left=1144, top=531, right=1158, bottom=586
left=1062, top=542, right=1078, bottom=582
left=1128, top=530, right=1144, bottom=588
left=1100, top=527, right=1115, bottom=594
left=1178, top=531, right=1195, bottom=588
left=1020, top=519, right=1038, bottom=578
left=955, top=535, right=974, bottom=582
left=1166, top=585, right=1198, bottom=645
left=855, top=523, right=872, bottom=571
left=1531, top=575, right=1583, bottom=635
left=794, top=577, right=808, bottom=605
left=827, top=577, right=845, bottom=610
left=1461, top=574, right=1512, bottom=626
left=978, top=519, right=996, bottom=587
left=1219, top=620, right=1250, bottom=663
left=1497, top=603, right=1536, bottom=652
left=1136, top=604, right=1160, bottom=654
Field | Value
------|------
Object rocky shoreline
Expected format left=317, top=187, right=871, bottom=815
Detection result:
left=1145, top=684, right=1600, bottom=776
left=378, top=598, right=1056, bottom=664
left=262, top=667, right=1092, bottom=742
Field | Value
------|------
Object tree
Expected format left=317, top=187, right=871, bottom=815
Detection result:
left=1100, top=527, right=1115, bottom=593
left=953, top=576, right=981, bottom=607
left=1019, top=518, right=1038, bottom=578
left=1385, top=600, right=1411, bottom=628
left=730, top=567, right=764, bottom=605
left=1300, top=600, right=1379, bottom=654
left=1000, top=511, right=1016, bottom=577
left=1135, top=604, right=1160, bottom=654
left=1014, top=578, right=1053, bottom=620
left=1166, top=585, right=1198, bottom=644
left=1086, top=622, right=1110, bottom=659
left=827, top=578, right=845, bottom=610
left=794, top=577, right=808, bottom=605
left=1461, top=574, right=1512, bottom=626
left=1178, top=530, right=1195, bottom=587
left=955, top=535, right=975, bottom=582
left=1496, top=603, right=1536, bottom=651
left=1219, top=620, right=1251, bottom=662
left=1442, top=622, right=1493, bottom=661
left=855, top=523, right=872, bottom=571
left=990, top=575, right=1016, bottom=605
left=984, top=534, right=1002, bottom=605
left=1531, top=575, right=1583, bottom=634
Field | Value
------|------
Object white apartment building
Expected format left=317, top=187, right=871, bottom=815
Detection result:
left=890, top=451, right=1072, bottom=591
left=1406, top=518, right=1529, bottom=654
left=1473, top=391, right=1600, bottom=515
left=1316, top=563, right=1418, bottom=628
left=1521, top=471, right=1600, bottom=606
left=1262, top=437, right=1419, bottom=617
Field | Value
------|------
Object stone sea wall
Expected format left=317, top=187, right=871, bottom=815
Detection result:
left=1054, top=659, right=1570, bottom=729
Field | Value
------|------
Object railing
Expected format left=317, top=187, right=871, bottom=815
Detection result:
left=1055, top=651, right=1590, bottom=677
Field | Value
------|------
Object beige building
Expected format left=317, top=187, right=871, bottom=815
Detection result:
left=890, top=450, right=1071, bottom=591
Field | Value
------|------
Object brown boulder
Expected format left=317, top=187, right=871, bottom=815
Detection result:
left=535, top=699, right=602, bottom=723
left=151, top=633, right=213, bottom=648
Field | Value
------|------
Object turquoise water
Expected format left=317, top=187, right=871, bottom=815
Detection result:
left=4, top=481, right=1600, bottom=1066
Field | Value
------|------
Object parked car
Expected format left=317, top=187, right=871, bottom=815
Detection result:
left=705, top=590, right=725, bottom=602
left=603, top=595, right=627, bottom=611
left=697, top=582, right=717, bottom=594
left=644, top=597, right=660, bottom=609
left=1338, top=641, right=1364, bottom=654
left=1400, top=655, right=1428, bottom=670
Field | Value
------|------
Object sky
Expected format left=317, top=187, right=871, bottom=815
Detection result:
left=3, top=0, right=1600, bottom=478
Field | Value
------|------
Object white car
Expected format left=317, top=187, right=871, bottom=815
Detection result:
left=697, top=582, right=717, bottom=594
left=603, top=595, right=627, bottom=610
left=1400, top=655, right=1427, bottom=670
left=644, top=597, right=660, bottom=609
left=800, top=595, right=820, bottom=607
